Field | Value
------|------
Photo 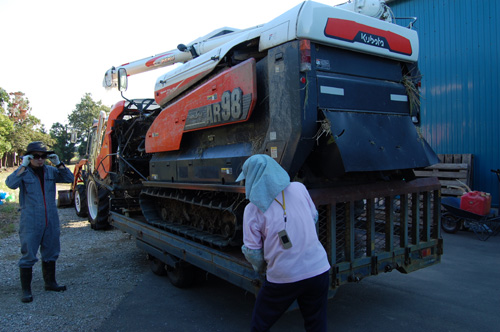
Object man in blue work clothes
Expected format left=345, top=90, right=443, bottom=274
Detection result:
left=6, top=141, right=74, bottom=303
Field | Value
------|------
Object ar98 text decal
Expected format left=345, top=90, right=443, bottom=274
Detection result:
left=208, top=88, right=242, bottom=123
left=185, top=88, right=251, bottom=131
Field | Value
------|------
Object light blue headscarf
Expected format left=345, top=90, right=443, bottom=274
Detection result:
left=236, top=154, right=291, bottom=213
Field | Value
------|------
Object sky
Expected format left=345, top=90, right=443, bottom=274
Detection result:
left=0, top=0, right=345, bottom=129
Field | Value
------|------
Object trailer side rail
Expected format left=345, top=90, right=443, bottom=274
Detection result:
left=109, top=212, right=261, bottom=294
left=310, top=177, right=443, bottom=287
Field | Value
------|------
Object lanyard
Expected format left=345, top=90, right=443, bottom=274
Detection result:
left=274, top=191, right=287, bottom=226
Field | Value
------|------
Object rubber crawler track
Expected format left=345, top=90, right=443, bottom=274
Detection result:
left=139, top=187, right=247, bottom=248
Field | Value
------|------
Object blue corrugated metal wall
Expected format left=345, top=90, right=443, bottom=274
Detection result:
left=390, top=0, right=500, bottom=205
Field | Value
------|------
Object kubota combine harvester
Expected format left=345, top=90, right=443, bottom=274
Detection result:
left=69, top=0, right=442, bottom=292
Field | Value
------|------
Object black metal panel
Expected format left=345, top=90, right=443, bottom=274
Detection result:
left=150, top=142, right=252, bottom=183
left=320, top=110, right=438, bottom=173
left=313, top=45, right=403, bottom=82
left=317, top=72, right=409, bottom=114
left=265, top=40, right=313, bottom=175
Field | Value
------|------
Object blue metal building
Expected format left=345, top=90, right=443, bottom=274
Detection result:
left=388, top=0, right=500, bottom=204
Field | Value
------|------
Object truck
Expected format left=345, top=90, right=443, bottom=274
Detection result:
left=71, top=0, right=442, bottom=295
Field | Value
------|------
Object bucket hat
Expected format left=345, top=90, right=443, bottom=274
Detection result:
left=25, top=141, right=54, bottom=155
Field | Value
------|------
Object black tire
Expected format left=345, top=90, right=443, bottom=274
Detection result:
left=441, top=212, right=460, bottom=234
left=167, top=263, right=196, bottom=288
left=149, top=257, right=167, bottom=276
left=74, top=184, right=88, bottom=217
left=87, top=178, right=110, bottom=230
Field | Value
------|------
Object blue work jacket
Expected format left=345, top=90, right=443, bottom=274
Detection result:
left=5, top=165, right=74, bottom=228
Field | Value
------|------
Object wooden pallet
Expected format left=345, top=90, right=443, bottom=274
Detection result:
left=414, top=154, right=473, bottom=197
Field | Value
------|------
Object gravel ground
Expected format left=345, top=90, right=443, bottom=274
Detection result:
left=0, top=207, right=148, bottom=332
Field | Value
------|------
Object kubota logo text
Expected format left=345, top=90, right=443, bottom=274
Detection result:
left=360, top=33, right=385, bottom=47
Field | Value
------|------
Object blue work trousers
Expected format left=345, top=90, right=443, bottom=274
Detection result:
left=19, top=220, right=60, bottom=268
left=251, top=270, right=329, bottom=332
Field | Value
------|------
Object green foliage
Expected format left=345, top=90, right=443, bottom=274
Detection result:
left=0, top=88, right=12, bottom=157
left=67, top=93, right=110, bottom=156
left=0, top=87, right=9, bottom=114
left=1, top=89, right=108, bottom=164
left=10, top=114, right=54, bottom=154
left=0, top=87, right=54, bottom=162
left=0, top=113, right=13, bottom=156
left=50, top=122, right=76, bottom=163
left=0, top=170, right=19, bottom=238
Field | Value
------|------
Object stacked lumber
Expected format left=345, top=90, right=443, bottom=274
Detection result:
left=414, top=154, right=473, bottom=197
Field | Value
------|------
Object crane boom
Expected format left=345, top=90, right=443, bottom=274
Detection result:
left=102, top=1, right=396, bottom=92
left=102, top=26, right=262, bottom=90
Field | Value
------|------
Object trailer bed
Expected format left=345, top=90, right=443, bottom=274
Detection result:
left=108, top=177, right=442, bottom=296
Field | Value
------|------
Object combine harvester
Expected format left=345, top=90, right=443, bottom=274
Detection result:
left=71, top=0, right=442, bottom=294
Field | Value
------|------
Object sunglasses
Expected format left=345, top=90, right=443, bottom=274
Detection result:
left=32, top=154, right=48, bottom=160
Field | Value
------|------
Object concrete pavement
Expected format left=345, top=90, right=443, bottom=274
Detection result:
left=97, top=230, right=500, bottom=332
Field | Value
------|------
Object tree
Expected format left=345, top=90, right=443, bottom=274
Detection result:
left=0, top=87, right=53, bottom=166
left=0, top=88, right=14, bottom=163
left=1, top=90, right=52, bottom=153
left=0, top=113, right=14, bottom=162
left=68, top=93, right=110, bottom=156
left=7, top=91, right=30, bottom=122
left=0, top=87, right=55, bottom=166
left=50, top=122, right=76, bottom=164
left=9, top=114, right=54, bottom=155
left=0, top=87, right=9, bottom=114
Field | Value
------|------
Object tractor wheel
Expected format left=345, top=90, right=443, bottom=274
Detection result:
left=74, top=184, right=88, bottom=217
left=87, top=178, right=110, bottom=230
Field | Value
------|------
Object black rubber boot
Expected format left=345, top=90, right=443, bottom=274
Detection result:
left=20, top=267, right=33, bottom=303
left=42, top=261, right=67, bottom=292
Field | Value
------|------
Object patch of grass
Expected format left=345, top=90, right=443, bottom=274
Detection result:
left=0, top=214, right=18, bottom=238
left=1, top=168, right=20, bottom=239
